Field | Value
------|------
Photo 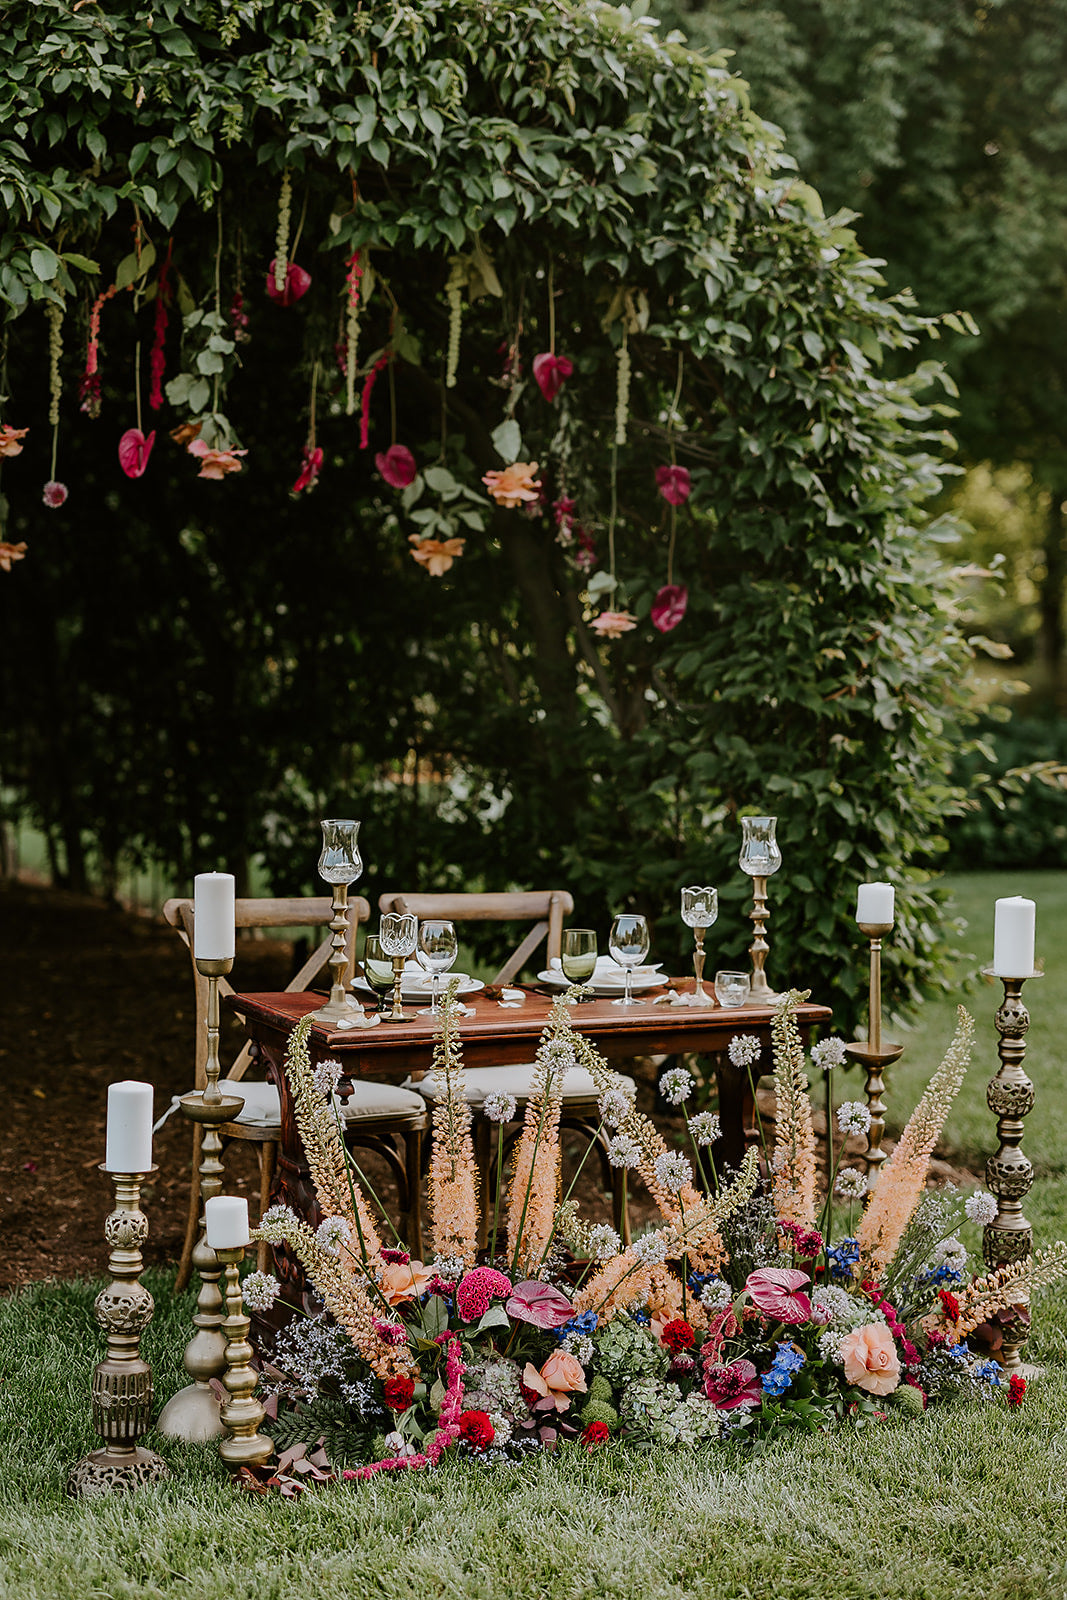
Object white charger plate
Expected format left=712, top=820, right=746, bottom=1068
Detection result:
left=537, top=966, right=665, bottom=995
left=351, top=975, right=486, bottom=1003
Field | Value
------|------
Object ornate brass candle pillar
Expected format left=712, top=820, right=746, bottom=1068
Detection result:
left=68, top=1167, right=168, bottom=1497
left=845, top=921, right=903, bottom=1179
left=738, top=817, right=782, bottom=1005
left=215, top=1246, right=274, bottom=1469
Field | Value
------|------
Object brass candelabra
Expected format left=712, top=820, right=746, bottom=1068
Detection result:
left=215, top=1246, right=274, bottom=1469
left=744, top=875, right=781, bottom=1005
left=68, top=1167, right=168, bottom=1498
left=845, top=920, right=904, bottom=1179
left=982, top=967, right=1042, bottom=1373
left=158, top=955, right=244, bottom=1442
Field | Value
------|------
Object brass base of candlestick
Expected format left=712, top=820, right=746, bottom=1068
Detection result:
left=310, top=994, right=381, bottom=1028
left=844, top=1039, right=904, bottom=1179
left=68, top=1445, right=167, bottom=1499
left=380, top=953, right=416, bottom=1023
left=215, top=1247, right=274, bottom=1469
left=744, top=874, right=781, bottom=1004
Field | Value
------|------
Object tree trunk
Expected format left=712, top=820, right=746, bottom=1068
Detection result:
left=1039, top=489, right=1067, bottom=709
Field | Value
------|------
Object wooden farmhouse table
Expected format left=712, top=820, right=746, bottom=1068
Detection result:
left=230, top=985, right=832, bottom=1259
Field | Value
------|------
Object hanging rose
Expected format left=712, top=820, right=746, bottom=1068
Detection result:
left=408, top=534, right=465, bottom=576
left=0, top=424, right=29, bottom=457
left=118, top=428, right=156, bottom=479
left=590, top=610, right=637, bottom=639
left=292, top=444, right=323, bottom=494
left=655, top=464, right=692, bottom=506
left=482, top=461, right=541, bottom=508
left=532, top=351, right=573, bottom=403
left=188, top=439, right=247, bottom=479
left=0, top=541, right=28, bottom=570
left=265, top=261, right=312, bottom=306
left=375, top=444, right=417, bottom=488
left=651, top=584, right=688, bottom=633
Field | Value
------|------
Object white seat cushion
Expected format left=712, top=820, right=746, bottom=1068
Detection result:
left=404, top=1063, right=634, bottom=1106
left=231, top=1079, right=424, bottom=1127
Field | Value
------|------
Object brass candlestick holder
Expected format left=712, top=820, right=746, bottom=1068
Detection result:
left=982, top=966, right=1042, bottom=1373
left=379, top=912, right=417, bottom=1024
left=68, top=1166, right=168, bottom=1498
left=311, top=881, right=378, bottom=1028
left=215, top=1245, right=274, bottom=1468
left=744, top=875, right=781, bottom=1005
left=159, top=954, right=243, bottom=1443
left=845, top=920, right=904, bottom=1180
left=381, top=951, right=416, bottom=1023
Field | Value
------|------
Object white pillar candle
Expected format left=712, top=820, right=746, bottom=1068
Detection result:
left=205, top=1195, right=250, bottom=1251
left=194, top=871, right=236, bottom=960
left=993, top=895, right=1036, bottom=978
left=105, top=1080, right=154, bottom=1173
left=856, top=882, right=895, bottom=926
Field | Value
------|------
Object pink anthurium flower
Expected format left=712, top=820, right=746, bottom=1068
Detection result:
left=651, top=584, right=688, bottom=633
left=505, top=1279, right=575, bottom=1330
left=118, top=428, right=156, bottom=479
left=745, top=1267, right=813, bottom=1324
left=532, top=351, right=573, bottom=403
left=375, top=444, right=417, bottom=488
left=266, top=261, right=312, bottom=306
left=655, top=464, right=691, bottom=505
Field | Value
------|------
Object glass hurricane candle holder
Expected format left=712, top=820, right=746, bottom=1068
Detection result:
left=738, top=817, right=781, bottom=1005
left=379, top=911, right=418, bottom=1023
left=679, top=886, right=718, bottom=1006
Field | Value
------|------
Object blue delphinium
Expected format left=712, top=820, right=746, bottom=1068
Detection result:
left=762, top=1341, right=805, bottom=1397
left=974, top=1360, right=1002, bottom=1385
left=826, top=1238, right=861, bottom=1279
left=555, top=1310, right=599, bottom=1345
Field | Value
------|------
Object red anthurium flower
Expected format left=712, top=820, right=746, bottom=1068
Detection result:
left=376, top=444, right=417, bottom=488
left=745, top=1267, right=812, bottom=1324
left=651, top=584, right=688, bottom=633
left=532, top=351, right=573, bottom=403
left=118, top=428, right=156, bottom=479
left=655, top=464, right=692, bottom=505
left=266, top=261, right=312, bottom=306
left=292, top=444, right=323, bottom=494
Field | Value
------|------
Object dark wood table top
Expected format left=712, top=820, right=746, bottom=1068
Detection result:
left=230, top=985, right=832, bottom=1078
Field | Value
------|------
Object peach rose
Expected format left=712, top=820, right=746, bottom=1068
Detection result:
left=839, top=1323, right=901, bottom=1396
left=378, top=1258, right=434, bottom=1306
left=523, top=1350, right=588, bottom=1412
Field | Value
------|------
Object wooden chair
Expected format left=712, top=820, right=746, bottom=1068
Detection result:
left=376, top=889, right=631, bottom=1243
left=165, top=894, right=429, bottom=1286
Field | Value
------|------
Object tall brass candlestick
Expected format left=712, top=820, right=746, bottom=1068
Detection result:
left=845, top=921, right=903, bottom=1179
left=982, top=967, right=1042, bottom=1373
left=159, top=955, right=244, bottom=1442
left=744, top=875, right=781, bottom=1005
left=215, top=1247, right=274, bottom=1469
left=68, top=1167, right=168, bottom=1497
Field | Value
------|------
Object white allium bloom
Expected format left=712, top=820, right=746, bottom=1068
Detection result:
left=562, top=1333, right=595, bottom=1364
left=935, top=1235, right=968, bottom=1270
left=653, top=1150, right=693, bottom=1194
left=542, top=1039, right=577, bottom=1073
left=727, top=1034, right=761, bottom=1069
left=313, top=1058, right=344, bottom=1097
left=587, top=1223, right=622, bottom=1262
left=242, top=1271, right=281, bottom=1312
left=316, top=1215, right=351, bottom=1257
left=598, top=1087, right=634, bottom=1129
left=607, top=1134, right=641, bottom=1170
left=632, top=1231, right=669, bottom=1266
left=430, top=1254, right=465, bottom=1284
left=483, top=1091, right=518, bottom=1124
left=488, top=1411, right=512, bottom=1447
left=836, top=1101, right=872, bottom=1138
left=699, top=1279, right=732, bottom=1313
left=817, top=1328, right=846, bottom=1365
left=257, top=1204, right=298, bottom=1244
left=812, top=1037, right=848, bottom=1071
left=659, top=1066, right=694, bottom=1106
left=965, top=1191, right=998, bottom=1226
left=834, top=1166, right=869, bottom=1199
left=689, top=1110, right=721, bottom=1146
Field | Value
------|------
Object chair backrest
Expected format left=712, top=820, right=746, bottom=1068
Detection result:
left=375, top=890, right=574, bottom=986
left=163, top=894, right=372, bottom=1088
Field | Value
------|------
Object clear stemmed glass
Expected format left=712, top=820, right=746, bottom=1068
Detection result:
left=608, top=913, right=650, bottom=1007
left=560, top=927, right=598, bottom=1003
left=417, top=919, right=458, bottom=1015
left=379, top=912, right=418, bottom=1023
left=362, top=933, right=396, bottom=1011
left=680, top=886, right=718, bottom=1005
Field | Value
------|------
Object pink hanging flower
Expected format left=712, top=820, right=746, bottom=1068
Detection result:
left=188, top=438, right=247, bottom=479
left=376, top=444, right=417, bottom=488
left=0, top=540, right=28, bottom=569
left=148, top=241, right=173, bottom=411
left=651, top=584, right=688, bottom=633
left=359, top=353, right=391, bottom=450
left=505, top=1279, right=575, bottom=1330
left=292, top=444, right=323, bottom=494
left=703, top=1358, right=763, bottom=1411
left=655, top=464, right=692, bottom=506
left=41, top=481, right=68, bottom=509
left=590, top=610, right=637, bottom=640
left=118, top=428, right=156, bottom=479
left=745, top=1267, right=813, bottom=1325
left=0, top=425, right=29, bottom=458
left=575, top=528, right=597, bottom=573
left=265, top=261, right=312, bottom=306
left=532, top=351, right=573, bottom=403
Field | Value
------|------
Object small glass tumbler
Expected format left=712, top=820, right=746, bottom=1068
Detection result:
left=714, top=970, right=750, bottom=1007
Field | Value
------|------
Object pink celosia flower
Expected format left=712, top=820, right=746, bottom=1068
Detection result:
left=41, top=481, right=68, bottom=509
left=532, top=352, right=573, bottom=403
left=0, top=425, right=29, bottom=457
left=292, top=444, right=323, bottom=494
left=371, top=1318, right=409, bottom=1347
left=650, top=584, right=688, bottom=633
left=266, top=261, right=312, bottom=305
left=376, top=444, right=417, bottom=488
left=523, top=1351, right=587, bottom=1412
left=655, top=464, right=691, bottom=505
left=482, top=461, right=542, bottom=509
left=188, top=439, right=247, bottom=479
left=590, top=610, right=637, bottom=640
left=745, top=1267, right=812, bottom=1324
left=505, top=1279, right=575, bottom=1330
left=703, top=1358, right=763, bottom=1411
left=839, top=1324, right=901, bottom=1396
left=0, top=540, right=28, bottom=570
left=408, top=535, right=465, bottom=576
left=455, top=1267, right=513, bottom=1323
left=118, top=428, right=155, bottom=479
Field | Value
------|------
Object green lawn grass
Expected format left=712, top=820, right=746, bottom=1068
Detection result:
left=4, top=873, right=1067, bottom=1599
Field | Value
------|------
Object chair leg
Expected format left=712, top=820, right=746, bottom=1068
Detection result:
left=256, top=1140, right=277, bottom=1273
left=175, top=1124, right=203, bottom=1293
left=405, top=1127, right=424, bottom=1260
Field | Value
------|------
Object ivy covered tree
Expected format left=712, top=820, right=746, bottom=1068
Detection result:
left=0, top=0, right=977, bottom=1025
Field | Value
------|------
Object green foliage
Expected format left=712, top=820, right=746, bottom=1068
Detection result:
left=943, top=714, right=1067, bottom=871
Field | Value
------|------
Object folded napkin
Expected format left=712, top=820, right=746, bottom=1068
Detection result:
left=401, top=959, right=472, bottom=988
left=549, top=955, right=662, bottom=977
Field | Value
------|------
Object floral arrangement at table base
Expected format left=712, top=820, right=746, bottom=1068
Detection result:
left=243, top=985, right=1067, bottom=1486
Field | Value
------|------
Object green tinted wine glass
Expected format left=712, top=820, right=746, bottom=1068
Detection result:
left=363, top=934, right=395, bottom=1009
left=560, top=927, right=597, bottom=1002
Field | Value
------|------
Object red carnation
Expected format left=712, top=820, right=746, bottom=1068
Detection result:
left=458, top=1409, right=495, bottom=1451
left=383, top=1375, right=415, bottom=1412
left=939, top=1289, right=961, bottom=1324
left=1007, top=1374, right=1026, bottom=1408
left=660, top=1318, right=696, bottom=1355
left=582, top=1420, right=610, bottom=1448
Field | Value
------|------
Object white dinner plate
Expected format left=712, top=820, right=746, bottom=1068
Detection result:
left=351, top=975, right=486, bottom=1003
left=537, top=967, right=665, bottom=995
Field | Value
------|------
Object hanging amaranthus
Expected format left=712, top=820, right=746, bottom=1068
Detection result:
left=444, top=256, right=465, bottom=389
left=147, top=240, right=173, bottom=411
left=614, top=325, right=630, bottom=445
left=80, top=283, right=118, bottom=418
left=46, top=302, right=64, bottom=428
left=359, top=351, right=390, bottom=449
left=273, top=168, right=292, bottom=294
left=344, top=249, right=363, bottom=415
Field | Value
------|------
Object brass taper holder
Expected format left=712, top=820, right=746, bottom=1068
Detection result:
left=215, top=1245, right=274, bottom=1468
left=67, top=1166, right=168, bottom=1497
left=845, top=920, right=904, bottom=1180
left=381, top=952, right=415, bottom=1023
left=744, top=875, right=781, bottom=1005
left=311, top=883, right=377, bottom=1028
left=982, top=966, right=1042, bottom=1374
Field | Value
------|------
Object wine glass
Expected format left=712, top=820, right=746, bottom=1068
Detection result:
left=416, top=919, right=458, bottom=1015
left=680, top=886, right=718, bottom=1005
left=608, top=913, right=650, bottom=1007
left=362, top=933, right=395, bottom=1011
left=379, top=912, right=418, bottom=1023
left=560, top=927, right=598, bottom=1003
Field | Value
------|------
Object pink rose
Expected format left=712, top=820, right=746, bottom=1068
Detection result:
left=839, top=1323, right=901, bottom=1396
left=524, top=1351, right=588, bottom=1412
left=745, top=1267, right=812, bottom=1325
